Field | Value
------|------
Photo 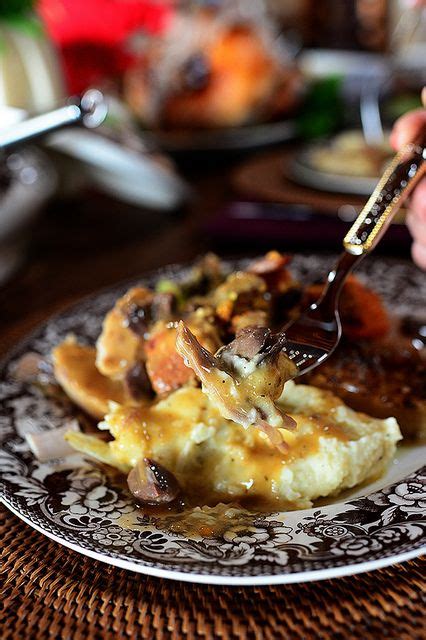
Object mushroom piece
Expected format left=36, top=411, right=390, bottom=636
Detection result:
left=176, top=322, right=297, bottom=452
left=224, top=326, right=270, bottom=359
left=247, top=250, right=293, bottom=294
left=211, top=271, right=269, bottom=323
left=127, top=458, right=181, bottom=504
left=124, top=361, right=153, bottom=401
left=96, top=287, right=176, bottom=381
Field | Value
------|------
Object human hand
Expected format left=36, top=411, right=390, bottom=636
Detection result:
left=390, top=87, right=426, bottom=269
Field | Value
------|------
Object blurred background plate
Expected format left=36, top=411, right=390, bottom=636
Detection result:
left=48, top=129, right=189, bottom=210
left=289, top=147, right=380, bottom=196
left=142, top=119, right=297, bottom=154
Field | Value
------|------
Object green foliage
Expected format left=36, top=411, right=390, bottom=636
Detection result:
left=297, top=76, right=344, bottom=140
left=0, top=0, right=34, bottom=18
left=0, top=1, right=42, bottom=38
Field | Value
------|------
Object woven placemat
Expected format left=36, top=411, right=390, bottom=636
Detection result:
left=1, top=505, right=424, bottom=640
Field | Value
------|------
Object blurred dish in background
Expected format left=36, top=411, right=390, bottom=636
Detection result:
left=123, top=1, right=304, bottom=143
left=0, top=148, right=56, bottom=285
left=0, top=92, right=189, bottom=288
left=289, top=130, right=395, bottom=196
left=46, top=94, right=189, bottom=209
left=48, top=127, right=189, bottom=210
left=142, top=119, right=297, bottom=154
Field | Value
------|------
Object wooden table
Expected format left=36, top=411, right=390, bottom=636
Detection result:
left=1, top=148, right=423, bottom=639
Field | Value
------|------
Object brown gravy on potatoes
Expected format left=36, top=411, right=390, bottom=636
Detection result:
left=48, top=344, right=356, bottom=521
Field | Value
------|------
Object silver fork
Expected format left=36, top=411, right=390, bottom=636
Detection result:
left=282, top=141, right=426, bottom=377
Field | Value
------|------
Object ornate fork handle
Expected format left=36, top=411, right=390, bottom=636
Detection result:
left=344, top=143, right=426, bottom=255
left=282, top=140, right=425, bottom=376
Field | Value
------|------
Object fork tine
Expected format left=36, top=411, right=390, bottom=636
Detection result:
left=282, top=341, right=329, bottom=372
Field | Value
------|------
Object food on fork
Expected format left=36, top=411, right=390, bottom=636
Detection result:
left=176, top=323, right=297, bottom=451
left=39, top=252, right=413, bottom=513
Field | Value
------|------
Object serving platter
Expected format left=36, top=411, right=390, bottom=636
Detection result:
left=1, top=254, right=425, bottom=585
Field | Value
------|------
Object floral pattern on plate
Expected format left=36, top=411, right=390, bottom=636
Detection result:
left=1, top=255, right=425, bottom=583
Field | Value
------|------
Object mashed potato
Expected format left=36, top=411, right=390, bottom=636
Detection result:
left=66, top=380, right=401, bottom=510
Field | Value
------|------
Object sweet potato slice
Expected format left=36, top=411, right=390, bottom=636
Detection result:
left=303, top=276, right=390, bottom=340
left=145, top=327, right=195, bottom=395
left=145, top=305, right=223, bottom=396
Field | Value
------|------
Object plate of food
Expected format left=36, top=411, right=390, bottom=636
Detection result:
left=289, top=131, right=394, bottom=196
left=0, top=252, right=425, bottom=585
left=123, top=2, right=303, bottom=152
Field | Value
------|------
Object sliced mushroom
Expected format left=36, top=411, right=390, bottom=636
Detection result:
left=12, top=352, right=53, bottom=384
left=127, top=457, right=181, bottom=504
left=152, top=292, right=176, bottom=320
left=247, top=251, right=293, bottom=294
left=124, top=362, right=153, bottom=401
left=125, top=291, right=176, bottom=337
left=247, top=252, right=302, bottom=324
left=224, top=326, right=270, bottom=359
left=125, top=301, right=152, bottom=337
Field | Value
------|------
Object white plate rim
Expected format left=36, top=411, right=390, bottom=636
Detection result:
left=2, top=497, right=425, bottom=586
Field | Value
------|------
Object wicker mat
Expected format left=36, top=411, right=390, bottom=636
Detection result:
left=1, top=505, right=425, bottom=640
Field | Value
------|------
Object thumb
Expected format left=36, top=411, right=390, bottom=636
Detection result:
left=390, top=87, right=426, bottom=150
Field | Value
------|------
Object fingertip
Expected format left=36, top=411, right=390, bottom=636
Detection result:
left=411, top=242, right=426, bottom=271
left=410, top=179, right=426, bottom=222
left=390, top=109, right=426, bottom=149
left=389, top=127, right=400, bottom=151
